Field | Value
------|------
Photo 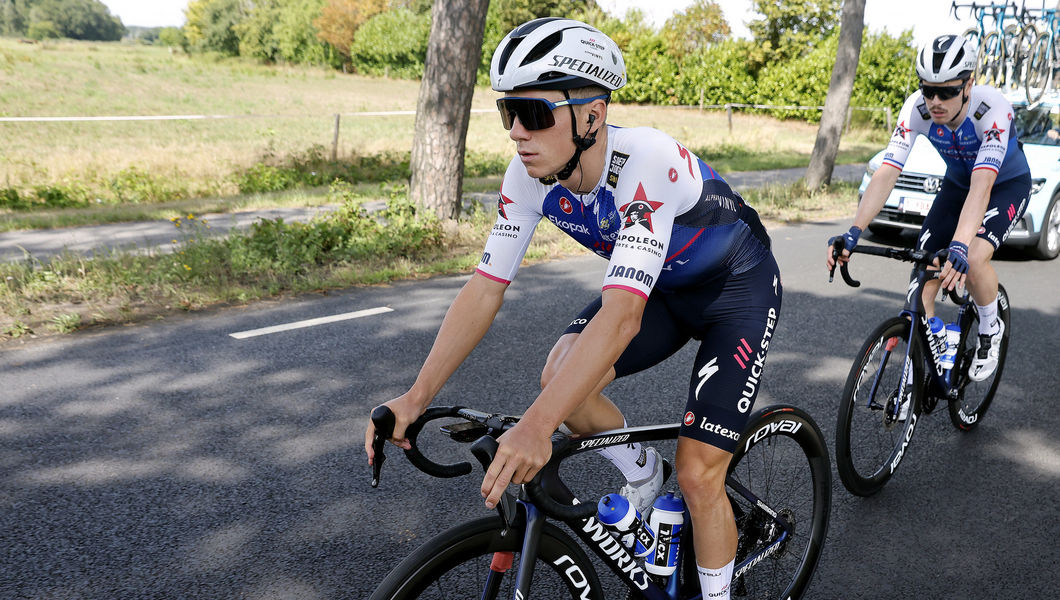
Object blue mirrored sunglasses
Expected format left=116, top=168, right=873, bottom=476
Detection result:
left=496, top=95, right=608, bottom=131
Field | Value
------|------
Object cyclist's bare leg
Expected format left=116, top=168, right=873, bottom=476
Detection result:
left=542, top=332, right=623, bottom=433
left=676, top=437, right=737, bottom=569
left=965, top=237, right=999, bottom=307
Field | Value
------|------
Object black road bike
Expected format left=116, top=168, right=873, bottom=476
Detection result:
left=368, top=402, right=831, bottom=599
left=829, top=241, right=1011, bottom=496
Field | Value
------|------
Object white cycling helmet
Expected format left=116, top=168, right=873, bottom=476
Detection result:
left=490, top=17, right=626, bottom=92
left=916, top=35, right=976, bottom=83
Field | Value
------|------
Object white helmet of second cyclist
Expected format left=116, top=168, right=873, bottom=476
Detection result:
left=490, top=17, right=626, bottom=92
left=916, top=35, right=976, bottom=83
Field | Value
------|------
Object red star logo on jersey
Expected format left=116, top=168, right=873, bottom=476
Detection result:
left=619, top=183, right=664, bottom=232
left=984, top=121, right=1005, bottom=142
left=893, top=120, right=911, bottom=140
left=497, top=193, right=514, bottom=219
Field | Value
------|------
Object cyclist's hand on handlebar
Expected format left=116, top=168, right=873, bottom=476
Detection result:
left=480, top=420, right=552, bottom=510
left=937, top=240, right=970, bottom=291
left=364, top=394, right=425, bottom=465
left=825, top=225, right=862, bottom=270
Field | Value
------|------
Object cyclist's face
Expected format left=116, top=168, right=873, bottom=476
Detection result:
left=503, top=90, right=579, bottom=179
left=920, top=78, right=971, bottom=124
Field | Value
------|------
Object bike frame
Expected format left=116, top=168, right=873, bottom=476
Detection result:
left=505, top=425, right=796, bottom=600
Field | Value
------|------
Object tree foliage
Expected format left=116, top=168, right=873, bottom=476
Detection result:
left=184, top=0, right=243, bottom=55
left=748, top=0, right=839, bottom=67
left=661, top=0, right=729, bottom=60
left=235, top=0, right=329, bottom=64
left=349, top=7, right=430, bottom=77
left=314, top=0, right=388, bottom=60
left=1, top=0, right=123, bottom=40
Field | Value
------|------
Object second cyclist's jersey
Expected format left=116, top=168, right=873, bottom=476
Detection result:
left=882, top=85, right=1029, bottom=186
left=476, top=126, right=772, bottom=299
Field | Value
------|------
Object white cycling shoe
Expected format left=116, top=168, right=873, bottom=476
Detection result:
left=969, top=318, right=1005, bottom=382
left=619, top=447, right=671, bottom=516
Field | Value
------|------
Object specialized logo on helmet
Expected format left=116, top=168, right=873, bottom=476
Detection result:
left=550, top=55, right=624, bottom=88
left=932, top=35, right=956, bottom=52
left=619, top=183, right=663, bottom=232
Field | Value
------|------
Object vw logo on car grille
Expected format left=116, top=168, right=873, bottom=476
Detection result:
left=922, top=177, right=941, bottom=194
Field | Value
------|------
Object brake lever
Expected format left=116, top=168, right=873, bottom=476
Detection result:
left=370, top=405, right=395, bottom=488
left=470, top=435, right=518, bottom=529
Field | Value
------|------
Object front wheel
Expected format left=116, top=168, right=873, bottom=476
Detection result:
left=369, top=515, right=604, bottom=600
left=835, top=317, right=925, bottom=496
left=948, top=284, right=1011, bottom=430
left=726, top=404, right=832, bottom=599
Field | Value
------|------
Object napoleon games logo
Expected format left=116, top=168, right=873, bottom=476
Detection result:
left=984, top=121, right=1005, bottom=142
left=892, top=121, right=911, bottom=140
left=497, top=194, right=514, bottom=219
left=619, top=183, right=663, bottom=232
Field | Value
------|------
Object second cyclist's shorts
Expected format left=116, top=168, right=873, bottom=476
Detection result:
left=918, top=173, right=1031, bottom=252
left=563, top=255, right=782, bottom=453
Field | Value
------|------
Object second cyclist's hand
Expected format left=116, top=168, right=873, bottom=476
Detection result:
left=938, top=240, right=970, bottom=291
left=480, top=421, right=552, bottom=509
left=825, top=225, right=861, bottom=270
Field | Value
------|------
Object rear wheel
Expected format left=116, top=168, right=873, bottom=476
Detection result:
left=369, top=516, right=604, bottom=600
left=725, top=405, right=831, bottom=599
left=835, top=317, right=925, bottom=496
left=1025, top=32, right=1053, bottom=103
left=948, top=285, right=1011, bottom=430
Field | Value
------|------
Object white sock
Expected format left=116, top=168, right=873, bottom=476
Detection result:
left=597, top=422, right=654, bottom=482
left=976, top=297, right=1000, bottom=336
left=697, top=559, right=734, bottom=600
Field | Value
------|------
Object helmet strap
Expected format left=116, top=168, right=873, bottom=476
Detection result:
left=540, top=90, right=599, bottom=184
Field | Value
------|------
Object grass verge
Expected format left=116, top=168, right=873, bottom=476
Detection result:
left=0, top=180, right=859, bottom=344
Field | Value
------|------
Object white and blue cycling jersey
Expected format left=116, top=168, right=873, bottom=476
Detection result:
left=476, top=126, right=772, bottom=299
left=882, top=85, right=1030, bottom=186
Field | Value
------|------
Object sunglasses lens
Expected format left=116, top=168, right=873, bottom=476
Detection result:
left=921, top=84, right=963, bottom=100
left=496, top=98, right=556, bottom=131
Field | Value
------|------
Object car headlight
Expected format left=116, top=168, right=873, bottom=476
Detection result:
left=1031, top=177, right=1046, bottom=195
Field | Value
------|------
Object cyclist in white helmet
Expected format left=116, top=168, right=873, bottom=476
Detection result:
left=367, top=17, right=782, bottom=600
left=826, top=34, right=1030, bottom=381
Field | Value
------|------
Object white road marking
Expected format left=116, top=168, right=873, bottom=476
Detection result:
left=229, top=307, right=393, bottom=339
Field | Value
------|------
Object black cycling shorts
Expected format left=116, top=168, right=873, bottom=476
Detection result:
left=918, top=173, right=1031, bottom=252
left=563, top=255, right=782, bottom=453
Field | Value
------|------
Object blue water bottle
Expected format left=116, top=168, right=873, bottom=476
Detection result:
left=597, top=493, right=655, bottom=557
left=941, top=323, right=960, bottom=370
left=644, top=493, right=685, bottom=577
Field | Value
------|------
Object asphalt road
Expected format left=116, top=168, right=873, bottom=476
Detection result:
left=1, top=219, right=1057, bottom=599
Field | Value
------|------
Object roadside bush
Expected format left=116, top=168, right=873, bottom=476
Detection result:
left=107, top=167, right=187, bottom=204
left=349, top=8, right=430, bottom=78
left=676, top=40, right=757, bottom=106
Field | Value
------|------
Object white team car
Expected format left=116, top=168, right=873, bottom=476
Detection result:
left=858, top=94, right=1060, bottom=260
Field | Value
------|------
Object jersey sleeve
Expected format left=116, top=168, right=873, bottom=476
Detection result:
left=881, top=92, right=925, bottom=172
left=972, top=96, right=1015, bottom=175
left=475, top=157, right=543, bottom=285
left=601, top=133, right=695, bottom=299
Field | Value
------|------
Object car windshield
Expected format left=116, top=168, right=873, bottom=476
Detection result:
left=1014, top=103, right=1060, bottom=145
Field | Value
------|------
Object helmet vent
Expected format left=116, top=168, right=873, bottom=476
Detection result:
left=521, top=31, right=563, bottom=66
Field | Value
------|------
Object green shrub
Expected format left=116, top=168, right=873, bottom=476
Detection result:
left=107, top=167, right=186, bottom=204
left=349, top=8, right=431, bottom=79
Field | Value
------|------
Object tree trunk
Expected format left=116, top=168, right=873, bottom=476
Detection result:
left=409, top=0, right=490, bottom=220
left=804, top=0, right=866, bottom=189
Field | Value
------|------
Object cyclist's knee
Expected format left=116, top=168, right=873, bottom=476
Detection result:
left=541, top=333, right=578, bottom=389
left=969, top=237, right=995, bottom=267
left=675, top=440, right=730, bottom=507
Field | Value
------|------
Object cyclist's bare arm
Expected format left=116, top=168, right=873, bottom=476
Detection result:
left=480, top=287, right=646, bottom=508
left=825, top=163, right=900, bottom=269
left=365, top=272, right=508, bottom=464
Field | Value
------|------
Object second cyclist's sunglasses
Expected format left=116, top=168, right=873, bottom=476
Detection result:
left=496, top=94, right=609, bottom=131
left=919, top=80, right=967, bottom=101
